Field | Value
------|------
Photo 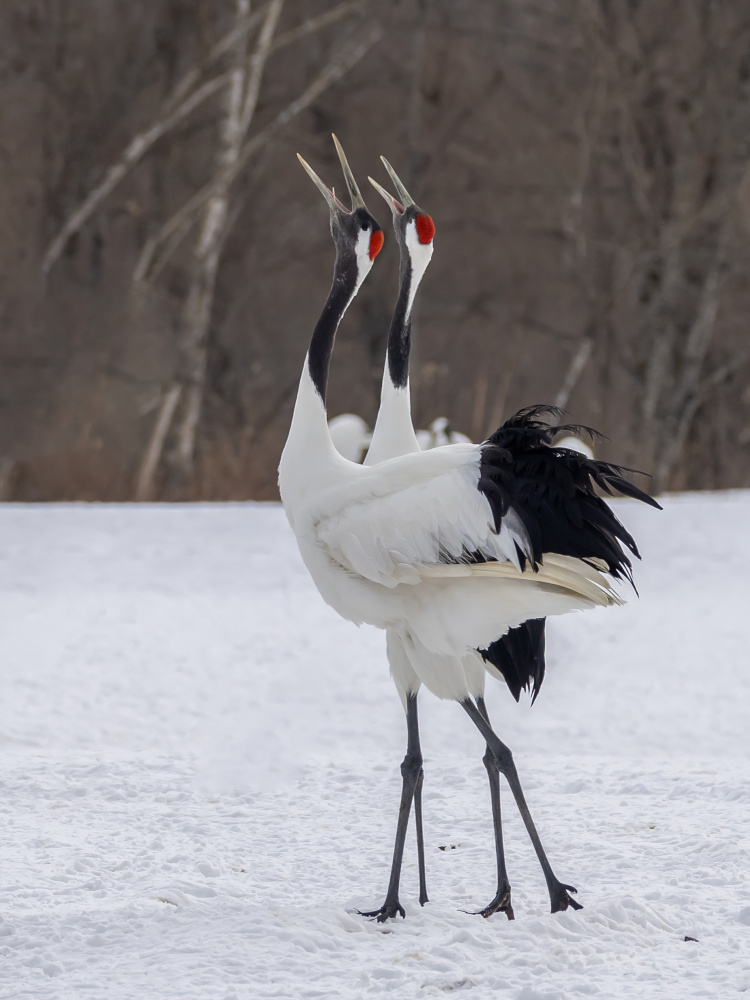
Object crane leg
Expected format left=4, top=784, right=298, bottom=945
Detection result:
left=462, top=698, right=583, bottom=914
left=360, top=693, right=426, bottom=921
left=413, top=743, right=429, bottom=907
left=473, top=696, right=514, bottom=919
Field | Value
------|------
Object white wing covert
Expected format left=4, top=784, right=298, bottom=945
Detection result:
left=313, top=446, right=532, bottom=587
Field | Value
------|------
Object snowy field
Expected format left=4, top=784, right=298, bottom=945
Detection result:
left=0, top=494, right=749, bottom=999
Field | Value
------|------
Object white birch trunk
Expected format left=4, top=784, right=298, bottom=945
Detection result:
left=134, top=383, right=183, bottom=501
left=165, top=0, right=284, bottom=487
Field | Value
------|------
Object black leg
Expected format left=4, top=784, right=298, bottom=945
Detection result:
left=474, top=696, right=514, bottom=919
left=413, top=759, right=429, bottom=906
left=361, top=693, right=426, bottom=921
left=462, top=698, right=582, bottom=914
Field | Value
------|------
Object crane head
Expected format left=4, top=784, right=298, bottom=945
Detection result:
left=368, top=158, right=435, bottom=264
left=297, top=136, right=384, bottom=288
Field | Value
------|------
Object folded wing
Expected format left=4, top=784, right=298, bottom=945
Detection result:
left=314, top=444, right=534, bottom=587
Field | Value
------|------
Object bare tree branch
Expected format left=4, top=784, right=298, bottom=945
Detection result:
left=699, top=348, right=750, bottom=394
left=269, top=1, right=364, bottom=54
left=41, top=1, right=363, bottom=276
left=578, top=0, right=654, bottom=227
left=554, top=336, right=594, bottom=410
left=518, top=317, right=581, bottom=343
left=640, top=243, right=683, bottom=433
left=652, top=219, right=732, bottom=488
left=239, top=0, right=286, bottom=138
left=142, top=213, right=199, bottom=285
left=42, top=73, right=232, bottom=273
left=163, top=5, right=269, bottom=115
left=134, top=26, right=382, bottom=283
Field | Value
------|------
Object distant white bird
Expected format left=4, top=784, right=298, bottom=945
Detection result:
left=327, top=413, right=371, bottom=463
left=416, top=417, right=472, bottom=451
left=328, top=412, right=469, bottom=466
left=279, top=137, right=660, bottom=922
left=555, top=435, right=595, bottom=460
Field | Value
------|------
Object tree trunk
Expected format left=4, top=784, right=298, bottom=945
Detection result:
left=168, top=0, right=284, bottom=488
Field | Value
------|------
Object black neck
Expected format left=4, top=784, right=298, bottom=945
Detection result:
left=308, top=250, right=358, bottom=402
left=386, top=253, right=414, bottom=390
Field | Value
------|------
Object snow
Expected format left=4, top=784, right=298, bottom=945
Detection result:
left=0, top=493, right=748, bottom=999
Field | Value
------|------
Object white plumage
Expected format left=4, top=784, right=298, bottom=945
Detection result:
left=281, top=367, right=618, bottom=699
left=281, top=138, right=658, bottom=922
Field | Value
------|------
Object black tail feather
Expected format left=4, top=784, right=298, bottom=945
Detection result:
left=480, top=619, right=546, bottom=704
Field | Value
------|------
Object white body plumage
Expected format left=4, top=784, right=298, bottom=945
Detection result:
left=282, top=136, right=657, bottom=921
left=280, top=365, right=618, bottom=702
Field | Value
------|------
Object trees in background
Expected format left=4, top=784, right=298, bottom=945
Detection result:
left=42, top=0, right=378, bottom=498
left=570, top=1, right=750, bottom=490
left=1, top=0, right=749, bottom=498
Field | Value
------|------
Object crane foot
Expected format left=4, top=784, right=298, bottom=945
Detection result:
left=549, top=881, right=583, bottom=913
left=359, top=899, right=406, bottom=922
left=475, top=884, right=515, bottom=920
left=464, top=883, right=514, bottom=919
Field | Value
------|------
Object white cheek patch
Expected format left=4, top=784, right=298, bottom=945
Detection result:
left=405, top=219, right=434, bottom=314
left=354, top=227, right=374, bottom=292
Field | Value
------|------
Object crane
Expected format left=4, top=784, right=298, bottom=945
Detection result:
left=361, top=158, right=547, bottom=919
left=279, top=136, right=660, bottom=922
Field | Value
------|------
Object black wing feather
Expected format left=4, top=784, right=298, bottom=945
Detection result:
left=480, top=405, right=660, bottom=582
left=476, top=405, right=660, bottom=702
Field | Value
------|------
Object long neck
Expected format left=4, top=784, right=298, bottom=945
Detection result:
left=279, top=254, right=360, bottom=504
left=365, top=239, right=431, bottom=465
left=307, top=260, right=358, bottom=403
left=385, top=253, right=416, bottom=391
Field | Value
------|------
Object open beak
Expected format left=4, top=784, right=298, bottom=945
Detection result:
left=297, top=134, right=369, bottom=214
left=368, top=156, right=415, bottom=215
left=297, top=153, right=348, bottom=213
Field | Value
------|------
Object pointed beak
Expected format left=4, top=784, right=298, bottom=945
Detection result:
left=297, top=153, right=349, bottom=213
left=297, top=136, right=372, bottom=216
left=367, top=175, right=404, bottom=215
left=331, top=134, right=368, bottom=212
left=380, top=157, right=415, bottom=209
left=368, top=157, right=416, bottom=215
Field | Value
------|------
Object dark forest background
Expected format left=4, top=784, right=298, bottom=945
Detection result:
left=2, top=0, right=750, bottom=501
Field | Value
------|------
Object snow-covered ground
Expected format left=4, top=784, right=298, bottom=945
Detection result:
left=0, top=494, right=748, bottom=999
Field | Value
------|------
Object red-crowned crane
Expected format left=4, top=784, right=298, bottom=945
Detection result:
left=362, top=158, right=548, bottom=919
left=278, top=137, right=660, bottom=922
